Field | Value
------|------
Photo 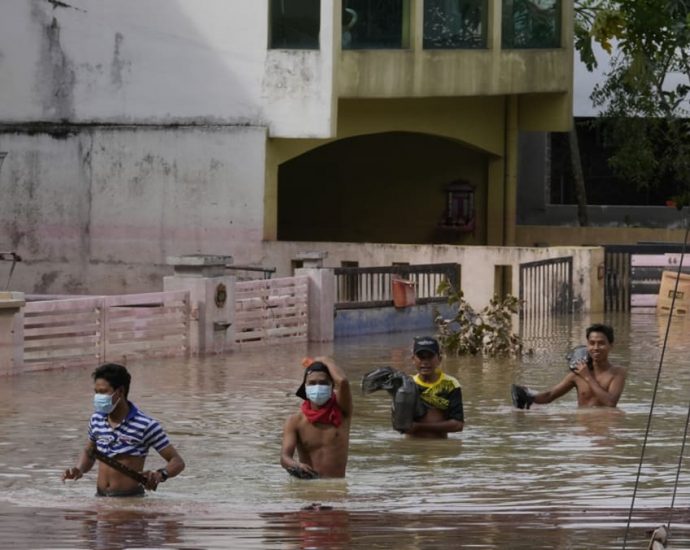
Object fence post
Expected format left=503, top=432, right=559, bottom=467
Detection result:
left=0, top=292, right=25, bottom=375
left=163, top=255, right=235, bottom=355
left=295, top=252, right=334, bottom=342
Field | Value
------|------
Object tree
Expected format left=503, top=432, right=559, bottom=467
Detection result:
left=574, top=0, right=690, bottom=208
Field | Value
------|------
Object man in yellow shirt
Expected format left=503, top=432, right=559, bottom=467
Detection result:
left=405, top=336, right=464, bottom=439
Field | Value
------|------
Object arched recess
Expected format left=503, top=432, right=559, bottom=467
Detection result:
left=276, top=131, right=496, bottom=245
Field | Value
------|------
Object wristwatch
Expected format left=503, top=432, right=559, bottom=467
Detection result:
left=157, top=467, right=169, bottom=482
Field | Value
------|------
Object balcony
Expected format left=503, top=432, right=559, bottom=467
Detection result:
left=337, top=0, right=571, bottom=98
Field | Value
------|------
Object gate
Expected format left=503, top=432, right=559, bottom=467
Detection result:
left=519, top=256, right=573, bottom=321
left=604, top=243, right=690, bottom=312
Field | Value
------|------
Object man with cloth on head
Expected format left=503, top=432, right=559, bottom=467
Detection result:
left=280, top=357, right=352, bottom=479
left=62, top=362, right=185, bottom=496
left=406, top=336, right=464, bottom=439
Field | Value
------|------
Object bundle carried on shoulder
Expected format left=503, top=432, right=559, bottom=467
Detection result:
left=361, top=367, right=426, bottom=432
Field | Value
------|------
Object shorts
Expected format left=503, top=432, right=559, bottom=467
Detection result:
left=95, top=485, right=145, bottom=497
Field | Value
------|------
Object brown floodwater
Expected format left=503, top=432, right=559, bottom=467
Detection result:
left=1, top=311, right=690, bottom=549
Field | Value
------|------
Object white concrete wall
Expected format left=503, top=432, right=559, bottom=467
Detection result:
left=0, top=127, right=267, bottom=294
left=0, top=0, right=336, bottom=137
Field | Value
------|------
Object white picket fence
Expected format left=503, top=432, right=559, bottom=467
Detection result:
left=234, top=276, right=309, bottom=347
left=23, top=291, right=190, bottom=371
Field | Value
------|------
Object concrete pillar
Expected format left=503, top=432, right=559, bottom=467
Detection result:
left=294, top=252, right=334, bottom=342
left=163, top=255, right=235, bottom=355
left=0, top=292, right=25, bottom=375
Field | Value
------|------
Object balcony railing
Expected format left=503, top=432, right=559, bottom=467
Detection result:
left=334, top=263, right=460, bottom=309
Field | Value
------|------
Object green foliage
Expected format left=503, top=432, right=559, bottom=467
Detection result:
left=433, top=280, right=524, bottom=357
left=576, top=0, right=690, bottom=200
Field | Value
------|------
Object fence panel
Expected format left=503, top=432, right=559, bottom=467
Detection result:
left=334, top=263, right=460, bottom=309
left=234, top=276, right=308, bottom=347
left=23, top=297, right=104, bottom=372
left=604, top=244, right=690, bottom=311
left=104, top=291, right=190, bottom=362
left=23, top=291, right=190, bottom=371
left=519, top=257, right=573, bottom=329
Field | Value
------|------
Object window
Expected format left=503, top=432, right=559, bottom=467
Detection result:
left=441, top=181, right=475, bottom=232
left=423, top=0, right=488, bottom=49
left=270, top=0, right=321, bottom=50
left=343, top=0, right=410, bottom=49
left=502, top=0, right=560, bottom=49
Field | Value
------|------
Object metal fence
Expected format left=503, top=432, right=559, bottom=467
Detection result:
left=519, top=256, right=573, bottom=321
left=334, top=263, right=460, bottom=309
left=604, top=244, right=690, bottom=312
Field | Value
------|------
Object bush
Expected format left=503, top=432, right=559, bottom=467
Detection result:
left=434, top=280, right=523, bottom=357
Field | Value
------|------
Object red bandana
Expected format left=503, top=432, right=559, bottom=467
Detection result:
left=300, top=396, right=343, bottom=427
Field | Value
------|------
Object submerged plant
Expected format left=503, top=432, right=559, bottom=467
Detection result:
left=434, top=280, right=523, bottom=357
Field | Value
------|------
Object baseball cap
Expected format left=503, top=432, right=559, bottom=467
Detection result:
left=413, top=336, right=440, bottom=356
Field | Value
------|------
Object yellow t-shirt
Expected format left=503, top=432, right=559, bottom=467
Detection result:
left=413, top=371, right=464, bottom=421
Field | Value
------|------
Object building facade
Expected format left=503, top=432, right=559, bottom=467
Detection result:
left=0, top=0, right=573, bottom=294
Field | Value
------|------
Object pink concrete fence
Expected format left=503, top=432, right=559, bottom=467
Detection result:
left=234, top=276, right=309, bottom=347
left=23, top=291, right=190, bottom=371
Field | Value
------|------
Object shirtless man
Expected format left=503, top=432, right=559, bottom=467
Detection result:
left=280, top=357, right=352, bottom=479
left=406, top=336, right=464, bottom=439
left=62, top=363, right=185, bottom=496
left=514, top=324, right=626, bottom=408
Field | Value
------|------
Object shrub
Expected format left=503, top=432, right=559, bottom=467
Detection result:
left=434, top=280, right=523, bottom=357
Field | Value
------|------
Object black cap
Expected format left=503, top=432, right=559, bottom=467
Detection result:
left=296, top=361, right=331, bottom=400
left=413, top=336, right=440, bottom=356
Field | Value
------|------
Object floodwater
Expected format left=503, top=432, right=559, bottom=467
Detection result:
left=1, top=312, right=690, bottom=549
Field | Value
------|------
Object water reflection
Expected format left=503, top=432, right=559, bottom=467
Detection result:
left=0, top=312, right=690, bottom=548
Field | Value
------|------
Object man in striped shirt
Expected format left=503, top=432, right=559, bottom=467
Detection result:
left=62, top=363, right=185, bottom=497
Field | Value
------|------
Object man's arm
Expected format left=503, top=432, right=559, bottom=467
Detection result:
left=62, top=440, right=96, bottom=482
left=575, top=363, right=626, bottom=407
left=532, top=374, right=577, bottom=404
left=315, top=356, right=353, bottom=418
left=142, top=444, right=185, bottom=490
left=280, top=415, right=317, bottom=476
left=408, top=386, right=464, bottom=435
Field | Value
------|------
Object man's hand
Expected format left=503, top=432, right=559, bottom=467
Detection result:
left=62, top=467, right=83, bottom=482
left=141, top=470, right=165, bottom=491
left=285, top=462, right=319, bottom=479
left=572, top=360, right=593, bottom=380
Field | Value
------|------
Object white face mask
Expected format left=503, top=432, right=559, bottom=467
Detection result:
left=305, top=385, right=332, bottom=406
left=93, top=392, right=119, bottom=414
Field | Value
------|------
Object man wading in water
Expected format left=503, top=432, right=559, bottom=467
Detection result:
left=280, top=357, right=352, bottom=479
left=405, top=336, right=464, bottom=439
left=62, top=363, right=185, bottom=496
left=512, top=324, right=626, bottom=408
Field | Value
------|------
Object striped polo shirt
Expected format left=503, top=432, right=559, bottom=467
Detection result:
left=88, top=401, right=171, bottom=458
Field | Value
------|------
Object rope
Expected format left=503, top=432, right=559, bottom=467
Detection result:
left=622, top=219, right=690, bottom=549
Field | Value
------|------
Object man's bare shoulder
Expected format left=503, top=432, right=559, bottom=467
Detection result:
left=284, top=412, right=305, bottom=429
left=606, top=364, right=627, bottom=377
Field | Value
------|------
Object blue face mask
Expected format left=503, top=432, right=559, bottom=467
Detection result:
left=305, top=385, right=332, bottom=406
left=93, top=392, right=119, bottom=415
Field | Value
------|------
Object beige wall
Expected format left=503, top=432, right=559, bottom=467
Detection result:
left=261, top=241, right=604, bottom=314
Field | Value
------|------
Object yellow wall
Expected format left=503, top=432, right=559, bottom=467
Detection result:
left=277, top=132, right=488, bottom=245
left=517, top=225, right=689, bottom=247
